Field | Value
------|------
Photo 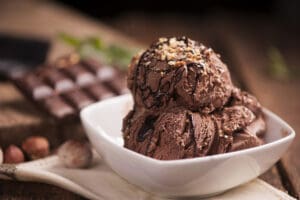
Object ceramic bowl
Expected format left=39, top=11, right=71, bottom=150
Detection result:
left=80, top=94, right=295, bottom=198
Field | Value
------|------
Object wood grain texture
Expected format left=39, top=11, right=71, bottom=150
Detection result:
left=0, top=180, right=84, bottom=200
left=260, top=166, right=286, bottom=192
left=0, top=83, right=62, bottom=148
left=0, top=0, right=298, bottom=198
left=217, top=19, right=300, bottom=198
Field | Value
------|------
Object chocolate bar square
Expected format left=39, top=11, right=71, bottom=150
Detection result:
left=12, top=56, right=129, bottom=121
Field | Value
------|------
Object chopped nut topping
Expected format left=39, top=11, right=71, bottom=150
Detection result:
left=168, top=61, right=176, bottom=66
left=151, top=37, right=212, bottom=68
left=159, top=37, right=168, bottom=43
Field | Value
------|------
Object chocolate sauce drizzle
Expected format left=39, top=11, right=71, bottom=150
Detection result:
left=133, top=37, right=202, bottom=110
left=183, top=112, right=197, bottom=157
left=187, top=63, right=203, bottom=103
left=137, top=115, right=158, bottom=142
left=188, top=113, right=197, bottom=157
left=139, top=65, right=184, bottom=109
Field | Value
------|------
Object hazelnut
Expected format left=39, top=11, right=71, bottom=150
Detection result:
left=22, top=136, right=49, bottom=160
left=58, top=140, right=92, bottom=168
left=0, top=147, right=3, bottom=164
left=4, top=145, right=25, bottom=164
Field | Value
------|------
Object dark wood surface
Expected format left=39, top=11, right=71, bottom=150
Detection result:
left=0, top=180, right=83, bottom=200
left=0, top=1, right=299, bottom=199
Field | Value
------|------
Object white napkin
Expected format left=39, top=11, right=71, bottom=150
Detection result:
left=0, top=153, right=295, bottom=200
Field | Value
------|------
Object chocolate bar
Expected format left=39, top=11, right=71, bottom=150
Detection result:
left=12, top=55, right=128, bottom=120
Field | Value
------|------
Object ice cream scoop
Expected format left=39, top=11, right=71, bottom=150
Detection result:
left=128, top=37, right=233, bottom=113
left=123, top=104, right=264, bottom=160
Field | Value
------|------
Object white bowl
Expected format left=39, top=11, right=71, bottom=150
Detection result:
left=80, top=94, right=295, bottom=198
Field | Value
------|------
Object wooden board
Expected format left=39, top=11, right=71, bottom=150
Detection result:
left=0, top=180, right=83, bottom=200
left=0, top=83, right=63, bottom=148
left=0, top=0, right=298, bottom=199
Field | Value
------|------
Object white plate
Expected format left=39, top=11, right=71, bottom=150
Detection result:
left=80, top=94, right=295, bottom=198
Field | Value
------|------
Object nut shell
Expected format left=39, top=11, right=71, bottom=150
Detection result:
left=58, top=140, right=93, bottom=168
left=4, top=145, right=25, bottom=164
left=22, top=136, right=50, bottom=160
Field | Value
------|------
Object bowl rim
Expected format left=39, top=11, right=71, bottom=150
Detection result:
left=80, top=94, right=295, bottom=166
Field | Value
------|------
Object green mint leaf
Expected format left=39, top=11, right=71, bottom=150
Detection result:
left=268, top=47, right=290, bottom=80
left=106, top=45, right=136, bottom=68
left=58, top=33, right=139, bottom=70
left=85, top=37, right=105, bottom=50
left=58, top=32, right=81, bottom=47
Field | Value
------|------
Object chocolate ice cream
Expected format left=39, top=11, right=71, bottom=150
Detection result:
left=128, top=37, right=233, bottom=113
left=123, top=37, right=266, bottom=160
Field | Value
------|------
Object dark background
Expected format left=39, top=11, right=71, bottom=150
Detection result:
left=55, top=0, right=300, bottom=47
left=57, top=0, right=299, bottom=24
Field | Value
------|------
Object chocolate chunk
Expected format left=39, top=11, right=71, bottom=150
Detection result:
left=63, top=89, right=94, bottom=110
left=85, top=83, right=115, bottom=100
left=62, top=64, right=95, bottom=86
left=17, top=74, right=53, bottom=100
left=137, top=115, right=157, bottom=142
left=42, top=68, right=74, bottom=92
left=42, top=96, right=75, bottom=119
left=82, top=59, right=116, bottom=81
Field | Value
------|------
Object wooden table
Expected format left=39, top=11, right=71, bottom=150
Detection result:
left=0, top=1, right=299, bottom=199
